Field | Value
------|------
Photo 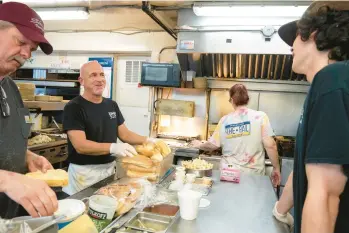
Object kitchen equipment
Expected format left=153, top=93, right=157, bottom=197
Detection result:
left=185, top=168, right=213, bottom=178
left=193, top=77, right=207, bottom=89
left=11, top=216, right=59, bottom=233
left=88, top=195, right=118, bottom=231
left=155, top=99, right=195, bottom=118
left=126, top=212, right=172, bottom=233
left=141, top=62, right=181, bottom=87
left=54, top=199, right=86, bottom=229
left=143, top=204, right=179, bottom=217
left=178, top=190, right=202, bottom=220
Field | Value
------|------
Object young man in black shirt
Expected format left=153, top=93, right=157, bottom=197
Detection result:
left=63, top=61, right=152, bottom=195
left=274, top=1, right=349, bottom=233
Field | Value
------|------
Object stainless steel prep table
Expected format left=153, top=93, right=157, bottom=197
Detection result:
left=66, top=170, right=289, bottom=233
left=167, top=170, right=290, bottom=233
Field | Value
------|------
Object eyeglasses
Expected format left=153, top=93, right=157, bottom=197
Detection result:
left=0, top=86, right=10, bottom=117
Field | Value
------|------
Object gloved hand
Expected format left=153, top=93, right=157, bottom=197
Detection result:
left=146, top=137, right=157, bottom=144
left=272, top=202, right=294, bottom=228
left=110, top=143, right=137, bottom=157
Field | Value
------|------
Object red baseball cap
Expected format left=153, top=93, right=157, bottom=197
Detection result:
left=0, top=2, right=53, bottom=55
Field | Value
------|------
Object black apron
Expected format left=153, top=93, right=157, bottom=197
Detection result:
left=0, top=77, right=31, bottom=218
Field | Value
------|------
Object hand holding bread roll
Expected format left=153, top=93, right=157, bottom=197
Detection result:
left=26, top=169, right=68, bottom=187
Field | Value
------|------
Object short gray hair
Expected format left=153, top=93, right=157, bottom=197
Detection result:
left=0, top=20, right=14, bottom=31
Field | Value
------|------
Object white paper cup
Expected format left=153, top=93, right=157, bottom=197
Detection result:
left=176, top=166, right=186, bottom=172
left=178, top=190, right=202, bottom=220
left=88, top=195, right=117, bottom=231
left=186, top=173, right=197, bottom=184
left=175, top=171, right=186, bottom=181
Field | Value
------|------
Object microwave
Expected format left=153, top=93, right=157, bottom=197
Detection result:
left=141, top=63, right=181, bottom=87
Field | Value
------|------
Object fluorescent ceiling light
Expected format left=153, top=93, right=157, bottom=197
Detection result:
left=34, top=7, right=89, bottom=20
left=193, top=4, right=308, bottom=17
left=4, top=0, right=88, bottom=3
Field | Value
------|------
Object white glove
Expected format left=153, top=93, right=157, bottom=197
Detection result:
left=110, top=143, right=137, bottom=157
left=146, top=137, right=157, bottom=144
left=272, top=202, right=294, bottom=228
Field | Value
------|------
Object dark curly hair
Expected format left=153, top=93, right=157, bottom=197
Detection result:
left=297, top=5, right=349, bottom=61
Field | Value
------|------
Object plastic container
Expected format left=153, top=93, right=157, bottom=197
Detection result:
left=88, top=195, right=117, bottom=231
left=54, top=199, right=86, bottom=229
left=178, top=190, right=202, bottom=220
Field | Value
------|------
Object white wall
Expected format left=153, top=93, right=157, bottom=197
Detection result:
left=44, top=32, right=176, bottom=62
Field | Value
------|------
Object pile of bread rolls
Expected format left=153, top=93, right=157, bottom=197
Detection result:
left=122, top=140, right=171, bottom=182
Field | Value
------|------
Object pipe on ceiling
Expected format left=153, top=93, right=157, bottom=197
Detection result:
left=141, top=1, right=177, bottom=40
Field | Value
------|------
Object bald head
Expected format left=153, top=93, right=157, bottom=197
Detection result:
left=80, top=61, right=103, bottom=79
left=79, top=61, right=106, bottom=98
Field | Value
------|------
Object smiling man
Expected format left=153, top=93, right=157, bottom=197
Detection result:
left=63, top=61, right=152, bottom=195
left=0, top=2, right=58, bottom=218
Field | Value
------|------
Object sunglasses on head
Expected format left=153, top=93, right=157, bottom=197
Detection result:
left=0, top=86, right=10, bottom=117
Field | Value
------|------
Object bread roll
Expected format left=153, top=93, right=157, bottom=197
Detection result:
left=135, top=143, right=155, bottom=157
left=117, top=198, right=136, bottom=216
left=155, top=140, right=171, bottom=157
left=126, top=170, right=158, bottom=182
left=26, top=169, right=68, bottom=187
left=126, top=164, right=158, bottom=173
left=122, top=155, right=153, bottom=169
left=151, top=150, right=163, bottom=162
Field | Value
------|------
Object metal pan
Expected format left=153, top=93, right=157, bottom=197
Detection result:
left=185, top=168, right=213, bottom=178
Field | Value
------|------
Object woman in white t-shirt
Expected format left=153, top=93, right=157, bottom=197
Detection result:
left=192, top=84, right=281, bottom=186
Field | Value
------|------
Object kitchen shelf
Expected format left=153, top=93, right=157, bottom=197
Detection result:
left=14, top=78, right=80, bottom=83
left=14, top=79, right=78, bottom=87
left=24, top=101, right=67, bottom=111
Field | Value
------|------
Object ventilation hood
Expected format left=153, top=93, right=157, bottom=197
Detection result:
left=176, top=3, right=309, bottom=81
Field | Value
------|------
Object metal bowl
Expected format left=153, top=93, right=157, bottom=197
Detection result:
left=185, top=168, right=213, bottom=178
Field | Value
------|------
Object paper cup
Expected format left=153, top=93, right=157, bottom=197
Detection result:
left=88, top=195, right=117, bottom=231
left=186, top=173, right=197, bottom=184
left=178, top=190, right=202, bottom=220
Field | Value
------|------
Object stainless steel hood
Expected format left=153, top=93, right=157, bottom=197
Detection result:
left=176, top=7, right=306, bottom=81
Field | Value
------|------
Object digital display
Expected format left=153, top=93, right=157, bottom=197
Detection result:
left=145, top=67, right=168, bottom=81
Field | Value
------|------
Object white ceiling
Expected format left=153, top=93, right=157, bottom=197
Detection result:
left=3, top=0, right=313, bottom=32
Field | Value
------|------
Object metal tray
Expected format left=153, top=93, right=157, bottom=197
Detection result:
left=185, top=168, right=213, bottom=178
left=125, top=212, right=172, bottom=233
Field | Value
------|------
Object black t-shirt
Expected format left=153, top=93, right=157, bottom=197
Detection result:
left=63, top=96, right=125, bottom=165
left=0, top=77, right=31, bottom=218
left=294, top=61, right=349, bottom=233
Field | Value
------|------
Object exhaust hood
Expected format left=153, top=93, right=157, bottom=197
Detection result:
left=176, top=4, right=308, bottom=81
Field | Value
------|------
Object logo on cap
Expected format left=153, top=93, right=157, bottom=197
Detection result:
left=30, top=18, right=44, bottom=33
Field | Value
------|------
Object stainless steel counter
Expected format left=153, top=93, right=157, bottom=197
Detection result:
left=167, top=170, right=290, bottom=233
left=66, top=169, right=289, bottom=233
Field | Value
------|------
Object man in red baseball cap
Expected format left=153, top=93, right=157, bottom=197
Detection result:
left=0, top=2, right=58, bottom=219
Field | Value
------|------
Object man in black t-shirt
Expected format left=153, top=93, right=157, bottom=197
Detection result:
left=273, top=2, right=349, bottom=233
left=63, top=61, right=152, bottom=195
